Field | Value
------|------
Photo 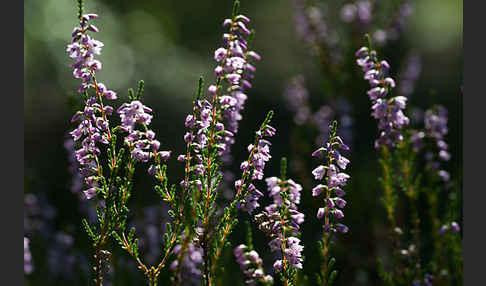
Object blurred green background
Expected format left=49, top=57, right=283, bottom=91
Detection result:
left=24, top=0, right=462, bottom=285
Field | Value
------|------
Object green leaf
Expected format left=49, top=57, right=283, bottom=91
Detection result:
left=128, top=88, right=135, bottom=101
left=328, top=270, right=338, bottom=286
left=327, top=257, right=336, bottom=274
left=77, top=0, right=84, bottom=19
left=196, top=76, right=204, bottom=101
left=136, top=80, right=145, bottom=99
left=232, top=0, right=240, bottom=19
left=280, top=157, right=287, bottom=181
left=132, top=238, right=140, bottom=258
left=128, top=227, right=136, bottom=243
left=315, top=273, right=322, bottom=286
left=82, top=219, right=97, bottom=242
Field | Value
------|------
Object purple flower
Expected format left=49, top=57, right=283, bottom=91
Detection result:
left=159, top=151, right=171, bottom=161
left=335, top=197, right=347, bottom=209
left=341, top=4, right=357, bottom=22
left=237, top=125, right=275, bottom=214
left=373, top=29, right=387, bottom=45
left=171, top=238, right=203, bottom=284
left=327, top=164, right=350, bottom=188
left=398, top=53, right=422, bottom=97
left=439, top=224, right=449, bottom=235
left=214, top=48, right=227, bottom=62
left=336, top=223, right=349, bottom=233
left=117, top=100, right=153, bottom=133
left=233, top=244, right=273, bottom=285
left=203, top=11, right=261, bottom=167
left=410, top=130, right=425, bottom=152
left=386, top=3, right=416, bottom=42
left=251, top=173, right=305, bottom=271
left=415, top=273, right=434, bottom=286
left=208, top=85, right=217, bottom=95
left=284, top=237, right=304, bottom=269
left=335, top=152, right=350, bottom=170
left=24, top=237, right=33, bottom=274
left=439, top=150, right=451, bottom=161
left=438, top=170, right=450, bottom=182
left=273, top=260, right=282, bottom=270
left=420, top=105, right=452, bottom=181
left=67, top=12, right=121, bottom=199
left=312, top=123, right=351, bottom=233
left=312, top=165, right=326, bottom=180
left=83, top=188, right=96, bottom=200
left=333, top=209, right=344, bottom=219
left=312, top=147, right=325, bottom=157
left=450, top=221, right=460, bottom=232
left=117, top=99, right=171, bottom=175
left=284, top=75, right=311, bottom=125
left=356, top=45, right=410, bottom=149
left=357, top=1, right=372, bottom=23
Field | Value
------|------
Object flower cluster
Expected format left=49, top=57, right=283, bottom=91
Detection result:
left=283, top=76, right=353, bottom=148
left=409, top=105, right=451, bottom=182
left=340, top=1, right=372, bottom=24
left=24, top=193, right=56, bottom=239
left=47, top=232, right=77, bottom=279
left=64, top=135, right=84, bottom=194
left=136, top=205, right=170, bottom=265
left=211, top=11, right=262, bottom=201
left=424, top=105, right=451, bottom=181
left=64, top=135, right=98, bottom=222
left=398, top=52, right=422, bottom=97
left=386, top=2, right=415, bottom=42
left=253, top=174, right=305, bottom=271
left=237, top=124, right=276, bottom=214
left=283, top=75, right=311, bottom=125
left=409, top=129, right=426, bottom=153
left=170, top=240, right=203, bottom=285
left=278, top=236, right=304, bottom=270
left=68, top=13, right=117, bottom=200
left=67, top=14, right=115, bottom=97
left=439, top=221, right=461, bottom=235
left=293, top=0, right=324, bottom=46
left=25, top=191, right=93, bottom=281
left=342, top=1, right=413, bottom=45
left=179, top=98, right=215, bottom=190
left=293, top=0, right=336, bottom=59
left=179, top=10, right=260, bottom=199
left=234, top=245, right=274, bottom=285
left=211, top=12, right=261, bottom=163
left=70, top=94, right=114, bottom=198
left=24, top=237, right=33, bottom=275
left=117, top=100, right=171, bottom=174
left=312, top=124, right=350, bottom=234
left=356, top=45, right=410, bottom=149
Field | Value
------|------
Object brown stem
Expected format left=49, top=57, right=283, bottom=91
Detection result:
left=210, top=142, right=260, bottom=275
left=321, top=233, right=329, bottom=286
left=121, top=233, right=148, bottom=273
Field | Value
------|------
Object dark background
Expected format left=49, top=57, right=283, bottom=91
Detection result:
left=24, top=0, right=462, bottom=285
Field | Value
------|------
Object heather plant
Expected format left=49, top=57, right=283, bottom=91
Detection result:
left=311, top=121, right=350, bottom=286
left=282, top=0, right=419, bottom=203
left=24, top=0, right=462, bottom=285
left=252, top=157, right=305, bottom=285
left=64, top=0, right=283, bottom=285
left=355, top=36, right=462, bottom=286
left=280, top=1, right=461, bottom=284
